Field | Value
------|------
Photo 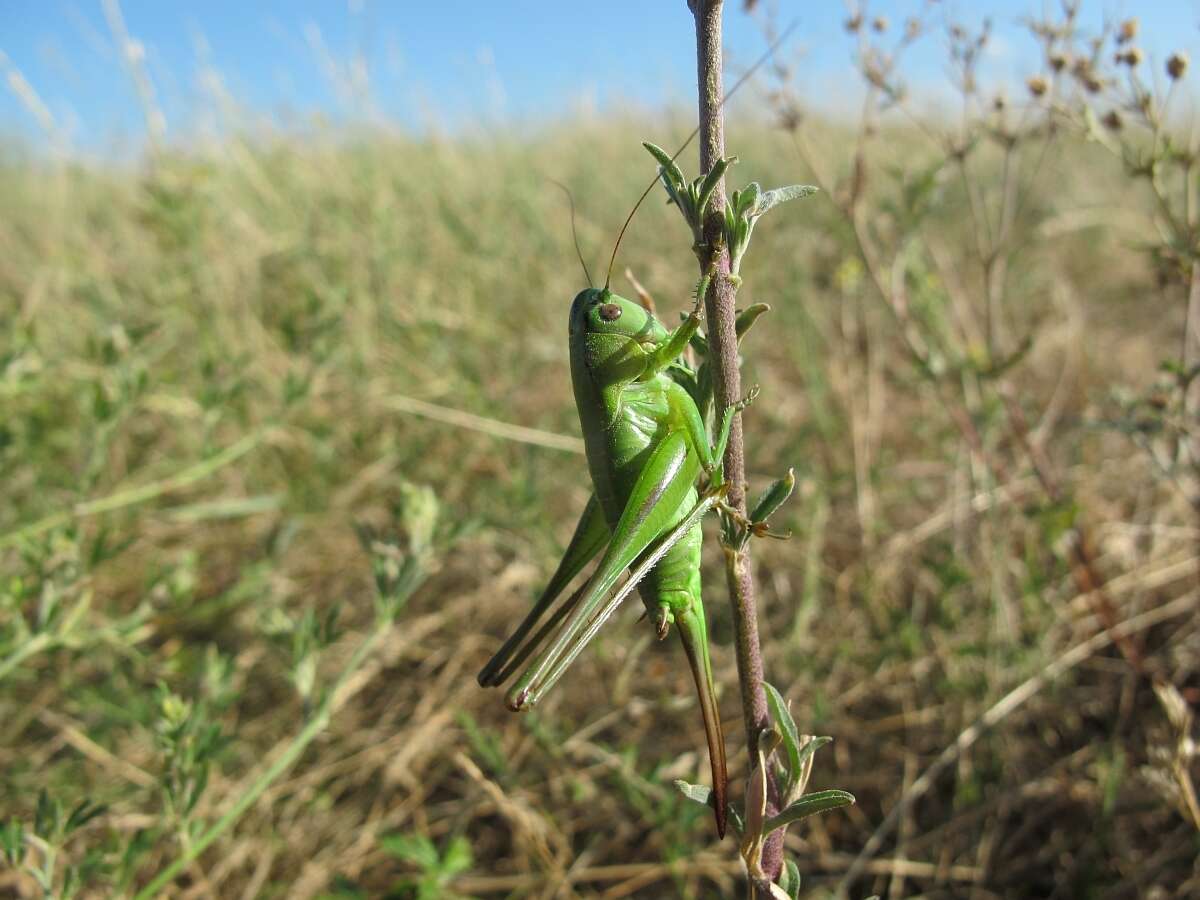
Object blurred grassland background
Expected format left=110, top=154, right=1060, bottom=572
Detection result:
left=2, top=2, right=1200, bottom=898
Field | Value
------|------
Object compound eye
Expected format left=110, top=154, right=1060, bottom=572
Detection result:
left=598, top=303, right=622, bottom=322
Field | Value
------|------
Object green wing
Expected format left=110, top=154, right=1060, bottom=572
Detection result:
left=478, top=495, right=608, bottom=688
left=506, top=430, right=708, bottom=710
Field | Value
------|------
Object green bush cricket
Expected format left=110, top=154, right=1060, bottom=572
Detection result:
left=477, top=269, right=744, bottom=837
left=477, top=28, right=799, bottom=840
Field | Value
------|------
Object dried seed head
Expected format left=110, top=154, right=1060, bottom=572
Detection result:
left=1117, top=18, right=1139, bottom=44
left=777, top=101, right=803, bottom=133
left=905, top=17, right=921, bottom=40
left=1073, top=60, right=1104, bottom=93
left=1116, top=47, right=1143, bottom=67
left=844, top=14, right=862, bottom=33
left=863, top=60, right=887, bottom=89
left=993, top=93, right=1007, bottom=111
left=872, top=16, right=889, bottom=33
left=1027, top=75, right=1049, bottom=97
left=1167, top=51, right=1189, bottom=80
left=1102, top=110, right=1123, bottom=131
left=1049, top=52, right=1069, bottom=72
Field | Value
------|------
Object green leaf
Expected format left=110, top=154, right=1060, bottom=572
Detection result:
left=750, top=469, right=796, bottom=527
left=35, top=789, right=60, bottom=839
left=62, top=865, right=78, bottom=898
left=734, top=303, right=770, bottom=341
left=65, top=800, right=107, bottom=834
left=380, top=833, right=440, bottom=869
left=737, top=182, right=761, bottom=216
left=724, top=205, right=738, bottom=233
left=794, top=735, right=833, bottom=776
left=778, top=860, right=793, bottom=893
left=185, top=764, right=210, bottom=815
left=696, top=156, right=736, bottom=216
left=1, top=819, right=23, bottom=865
left=661, top=178, right=687, bottom=215
left=116, top=829, right=153, bottom=891
left=763, top=790, right=856, bottom=835
left=642, top=141, right=685, bottom=190
left=440, top=836, right=474, bottom=877
left=764, top=683, right=801, bottom=794
left=778, top=859, right=802, bottom=898
left=736, top=218, right=751, bottom=248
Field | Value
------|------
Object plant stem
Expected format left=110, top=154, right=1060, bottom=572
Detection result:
left=688, top=0, right=782, bottom=886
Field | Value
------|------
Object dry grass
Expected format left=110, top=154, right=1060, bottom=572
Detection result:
left=0, top=107, right=1197, bottom=899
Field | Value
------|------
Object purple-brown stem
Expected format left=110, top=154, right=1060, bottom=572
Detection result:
left=688, top=0, right=782, bottom=888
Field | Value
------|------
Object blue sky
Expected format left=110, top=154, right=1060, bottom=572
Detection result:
left=2, top=1, right=1198, bottom=156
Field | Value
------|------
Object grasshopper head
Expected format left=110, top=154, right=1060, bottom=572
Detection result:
left=569, top=288, right=668, bottom=384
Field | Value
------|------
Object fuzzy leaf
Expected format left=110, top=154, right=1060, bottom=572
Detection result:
left=673, top=779, right=713, bottom=807
left=756, top=184, right=818, bottom=216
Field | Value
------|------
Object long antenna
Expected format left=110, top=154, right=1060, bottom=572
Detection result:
left=603, top=19, right=799, bottom=291
left=550, top=178, right=594, bottom=288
